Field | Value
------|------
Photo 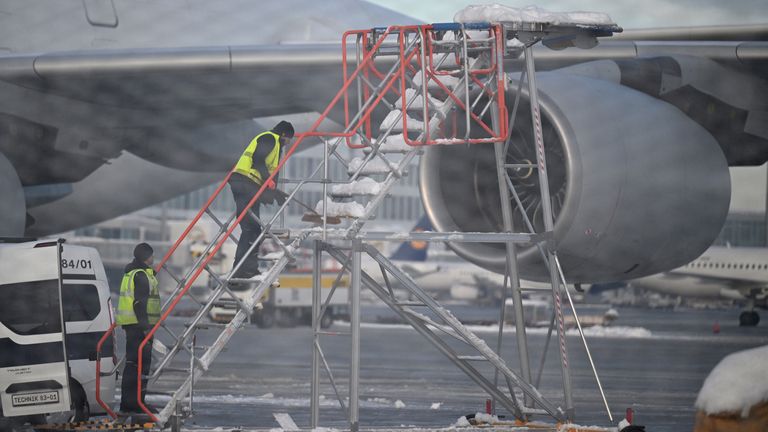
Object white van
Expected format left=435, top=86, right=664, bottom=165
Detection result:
left=0, top=239, right=117, bottom=428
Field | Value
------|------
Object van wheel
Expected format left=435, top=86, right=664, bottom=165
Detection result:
left=32, top=383, right=89, bottom=430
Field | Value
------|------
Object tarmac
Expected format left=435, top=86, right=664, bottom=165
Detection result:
left=132, top=303, right=767, bottom=432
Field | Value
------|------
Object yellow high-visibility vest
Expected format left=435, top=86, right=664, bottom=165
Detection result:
left=116, top=268, right=160, bottom=326
left=233, top=131, right=281, bottom=184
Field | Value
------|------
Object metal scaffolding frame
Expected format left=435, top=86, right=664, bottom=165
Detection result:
left=91, top=18, right=621, bottom=431
left=307, top=20, right=621, bottom=431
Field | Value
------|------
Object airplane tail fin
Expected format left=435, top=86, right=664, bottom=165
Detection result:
left=389, top=215, right=433, bottom=261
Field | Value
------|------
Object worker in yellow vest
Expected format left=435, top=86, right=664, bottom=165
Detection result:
left=230, top=121, right=293, bottom=278
left=116, top=242, right=160, bottom=413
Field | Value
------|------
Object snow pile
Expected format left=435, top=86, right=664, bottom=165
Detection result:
left=314, top=199, right=365, bottom=218
left=695, top=344, right=768, bottom=417
left=394, top=399, right=406, bottom=408
left=380, top=109, right=423, bottom=131
left=453, top=416, right=471, bottom=427
left=430, top=402, right=442, bottom=410
left=508, top=38, right=524, bottom=48
left=473, top=412, right=499, bottom=424
left=395, top=88, right=444, bottom=110
left=617, top=419, right=630, bottom=430
left=365, top=397, right=391, bottom=405
left=576, top=325, right=650, bottom=339
left=347, top=157, right=398, bottom=174
left=454, top=5, right=615, bottom=26
left=331, top=177, right=382, bottom=196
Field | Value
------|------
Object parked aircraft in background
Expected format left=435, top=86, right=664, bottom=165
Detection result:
left=628, top=246, right=768, bottom=326
left=366, top=216, right=506, bottom=301
left=371, top=216, right=583, bottom=303
left=0, top=0, right=766, bottom=285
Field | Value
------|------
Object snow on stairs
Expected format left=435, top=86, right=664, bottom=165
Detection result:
left=302, top=47, right=487, bottom=229
left=362, top=134, right=418, bottom=154
left=329, top=177, right=382, bottom=198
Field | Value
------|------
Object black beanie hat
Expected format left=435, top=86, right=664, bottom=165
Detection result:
left=273, top=120, right=295, bottom=138
left=134, top=242, right=154, bottom=262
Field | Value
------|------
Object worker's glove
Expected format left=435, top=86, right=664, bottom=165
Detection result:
left=274, top=191, right=287, bottom=206
left=264, top=178, right=276, bottom=189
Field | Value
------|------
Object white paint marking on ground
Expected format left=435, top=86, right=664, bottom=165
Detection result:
left=273, top=412, right=299, bottom=431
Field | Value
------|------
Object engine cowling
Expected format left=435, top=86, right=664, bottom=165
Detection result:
left=420, top=71, right=731, bottom=283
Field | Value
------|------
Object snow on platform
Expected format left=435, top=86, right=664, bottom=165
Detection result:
left=454, top=4, right=615, bottom=27
left=695, top=344, right=768, bottom=417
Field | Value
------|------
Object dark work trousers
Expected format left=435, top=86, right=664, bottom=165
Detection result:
left=120, top=325, right=153, bottom=412
left=229, top=175, right=263, bottom=277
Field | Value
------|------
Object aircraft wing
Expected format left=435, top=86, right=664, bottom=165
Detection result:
left=0, top=22, right=766, bottom=238
left=0, top=43, right=349, bottom=169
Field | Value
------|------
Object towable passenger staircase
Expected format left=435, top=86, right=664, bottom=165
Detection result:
left=93, top=20, right=619, bottom=430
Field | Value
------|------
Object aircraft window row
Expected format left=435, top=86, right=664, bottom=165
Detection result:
left=687, top=262, right=768, bottom=270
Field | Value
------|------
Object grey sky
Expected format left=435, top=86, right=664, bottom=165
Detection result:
left=370, top=0, right=768, bottom=28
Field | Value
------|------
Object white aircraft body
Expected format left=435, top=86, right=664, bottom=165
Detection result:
left=0, top=0, right=766, bottom=287
left=629, top=246, right=768, bottom=325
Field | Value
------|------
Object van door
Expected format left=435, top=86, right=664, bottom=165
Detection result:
left=0, top=242, right=71, bottom=417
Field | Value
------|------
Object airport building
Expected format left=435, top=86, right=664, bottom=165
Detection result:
left=713, top=212, right=767, bottom=247
left=66, top=146, right=426, bottom=282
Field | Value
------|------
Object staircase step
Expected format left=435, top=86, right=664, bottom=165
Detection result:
left=362, top=134, right=418, bottom=155
left=185, top=322, right=230, bottom=329
left=413, top=70, right=461, bottom=91
left=379, top=110, right=423, bottom=132
left=329, top=177, right=383, bottom=197
left=347, top=157, right=398, bottom=175
left=314, top=199, right=366, bottom=218
left=300, top=213, right=342, bottom=225
left=395, top=88, right=445, bottom=111
left=259, top=251, right=285, bottom=261
left=229, top=276, right=281, bottom=287
left=457, top=355, right=488, bottom=361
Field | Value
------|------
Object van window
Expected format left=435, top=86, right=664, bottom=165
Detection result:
left=0, top=279, right=62, bottom=335
left=62, top=284, right=101, bottom=321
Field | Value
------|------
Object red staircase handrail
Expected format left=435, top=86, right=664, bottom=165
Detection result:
left=134, top=25, right=404, bottom=421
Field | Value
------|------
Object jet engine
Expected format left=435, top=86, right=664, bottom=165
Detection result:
left=0, top=152, right=26, bottom=237
left=420, top=72, right=731, bottom=283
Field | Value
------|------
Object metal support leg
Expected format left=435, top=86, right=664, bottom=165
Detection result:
left=350, top=240, right=362, bottom=432
left=492, top=98, right=532, bottom=410
left=311, top=240, right=322, bottom=428
left=524, top=45, right=574, bottom=420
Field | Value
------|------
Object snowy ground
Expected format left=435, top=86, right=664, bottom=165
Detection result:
left=99, top=305, right=768, bottom=432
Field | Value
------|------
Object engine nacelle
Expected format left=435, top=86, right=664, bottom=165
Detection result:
left=420, top=72, right=731, bottom=283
